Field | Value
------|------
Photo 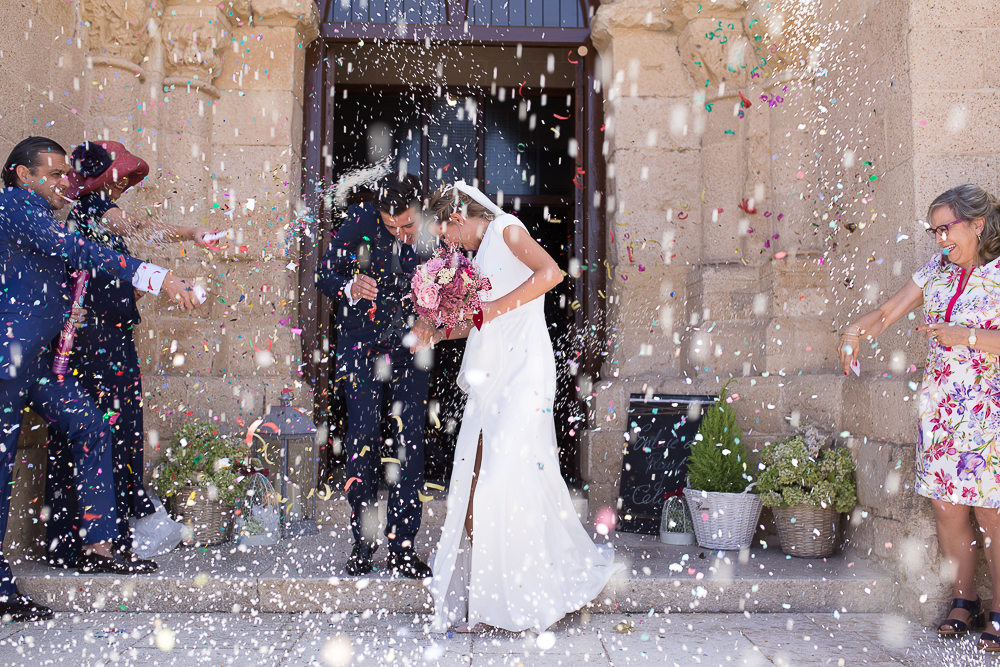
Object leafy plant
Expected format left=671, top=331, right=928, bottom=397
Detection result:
left=687, top=381, right=752, bottom=493
left=153, top=423, right=249, bottom=506
left=756, top=425, right=857, bottom=513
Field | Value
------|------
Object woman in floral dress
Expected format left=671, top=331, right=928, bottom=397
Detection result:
left=838, top=184, right=1000, bottom=652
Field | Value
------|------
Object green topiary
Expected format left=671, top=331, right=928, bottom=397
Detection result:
left=756, top=425, right=857, bottom=513
left=687, top=380, right=752, bottom=493
left=153, top=423, right=249, bottom=507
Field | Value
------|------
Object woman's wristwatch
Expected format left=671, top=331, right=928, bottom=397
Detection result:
left=969, top=328, right=978, bottom=346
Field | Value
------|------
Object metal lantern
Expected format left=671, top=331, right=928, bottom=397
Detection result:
left=660, top=492, right=695, bottom=545
left=235, top=473, right=281, bottom=547
left=257, top=388, right=319, bottom=536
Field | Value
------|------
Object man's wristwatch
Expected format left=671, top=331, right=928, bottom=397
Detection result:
left=969, top=328, right=978, bottom=346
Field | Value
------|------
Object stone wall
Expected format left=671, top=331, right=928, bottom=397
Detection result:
left=0, top=0, right=318, bottom=559
left=589, top=0, right=1000, bottom=624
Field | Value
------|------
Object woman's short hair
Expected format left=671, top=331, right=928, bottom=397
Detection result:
left=425, top=183, right=497, bottom=225
left=374, top=173, right=422, bottom=217
left=2, top=136, right=66, bottom=189
left=928, top=184, right=1000, bottom=266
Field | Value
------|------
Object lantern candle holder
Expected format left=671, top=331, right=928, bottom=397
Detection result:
left=660, top=492, right=696, bottom=545
left=255, top=388, right=319, bottom=537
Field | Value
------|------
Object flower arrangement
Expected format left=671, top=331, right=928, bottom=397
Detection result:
left=687, top=380, right=753, bottom=493
left=153, top=423, right=249, bottom=507
left=410, top=244, right=491, bottom=332
left=756, top=425, right=857, bottom=513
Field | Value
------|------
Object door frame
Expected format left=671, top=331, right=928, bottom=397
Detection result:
left=299, top=0, right=606, bottom=477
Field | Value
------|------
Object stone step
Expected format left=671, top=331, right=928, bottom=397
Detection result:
left=13, top=533, right=895, bottom=616
left=312, top=489, right=590, bottom=553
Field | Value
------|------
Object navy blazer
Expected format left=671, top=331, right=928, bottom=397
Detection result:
left=0, top=188, right=143, bottom=379
left=316, top=202, right=420, bottom=355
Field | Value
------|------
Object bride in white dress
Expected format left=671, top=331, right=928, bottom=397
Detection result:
left=418, top=181, right=621, bottom=633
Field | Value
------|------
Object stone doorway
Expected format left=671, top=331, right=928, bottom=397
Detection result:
left=300, top=38, right=605, bottom=488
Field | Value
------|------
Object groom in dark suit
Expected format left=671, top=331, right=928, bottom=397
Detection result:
left=316, top=173, right=433, bottom=578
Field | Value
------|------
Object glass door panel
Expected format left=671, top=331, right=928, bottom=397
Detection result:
left=427, top=96, right=479, bottom=186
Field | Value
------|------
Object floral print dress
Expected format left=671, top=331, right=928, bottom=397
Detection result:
left=914, top=255, right=1000, bottom=508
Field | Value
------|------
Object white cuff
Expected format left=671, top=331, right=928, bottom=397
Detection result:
left=344, top=277, right=360, bottom=306
left=132, top=263, right=169, bottom=296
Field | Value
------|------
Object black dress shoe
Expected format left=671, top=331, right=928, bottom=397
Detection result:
left=0, top=593, right=54, bottom=622
left=345, top=542, right=378, bottom=576
left=121, top=550, right=159, bottom=572
left=78, top=551, right=156, bottom=574
left=386, top=547, right=432, bottom=579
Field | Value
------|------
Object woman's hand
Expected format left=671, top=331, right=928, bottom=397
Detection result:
left=917, top=322, right=975, bottom=347
left=837, top=334, right=860, bottom=375
left=192, top=227, right=228, bottom=249
left=408, top=319, right=439, bottom=352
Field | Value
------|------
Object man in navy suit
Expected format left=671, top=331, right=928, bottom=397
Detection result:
left=0, top=137, right=203, bottom=620
left=316, top=173, right=434, bottom=578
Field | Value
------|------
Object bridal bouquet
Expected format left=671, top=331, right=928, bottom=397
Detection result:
left=410, top=245, right=491, bottom=333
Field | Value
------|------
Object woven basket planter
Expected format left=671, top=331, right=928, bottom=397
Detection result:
left=171, top=485, right=234, bottom=547
left=773, top=505, right=840, bottom=558
left=684, top=488, right=763, bottom=550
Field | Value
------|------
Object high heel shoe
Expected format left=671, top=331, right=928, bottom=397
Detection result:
left=938, top=597, right=983, bottom=637
left=979, top=611, right=1000, bottom=651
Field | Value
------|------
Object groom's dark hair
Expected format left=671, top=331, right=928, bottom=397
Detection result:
left=375, top=173, right=422, bottom=217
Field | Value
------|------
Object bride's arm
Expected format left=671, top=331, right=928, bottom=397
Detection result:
left=479, top=225, right=562, bottom=324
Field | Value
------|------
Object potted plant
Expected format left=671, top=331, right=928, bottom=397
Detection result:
left=683, top=381, right=762, bottom=550
left=153, top=423, right=248, bottom=546
left=756, top=425, right=857, bottom=558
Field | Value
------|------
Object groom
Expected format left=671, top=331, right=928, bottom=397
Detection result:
left=316, top=173, right=433, bottom=578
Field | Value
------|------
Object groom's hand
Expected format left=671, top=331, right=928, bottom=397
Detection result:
left=351, top=274, right=378, bottom=301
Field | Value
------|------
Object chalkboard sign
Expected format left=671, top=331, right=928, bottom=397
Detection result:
left=617, top=394, right=715, bottom=535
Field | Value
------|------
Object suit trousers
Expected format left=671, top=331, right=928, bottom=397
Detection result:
left=0, top=355, right=118, bottom=596
left=341, top=345, right=429, bottom=550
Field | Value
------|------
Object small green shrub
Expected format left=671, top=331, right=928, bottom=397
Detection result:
left=687, top=381, right=753, bottom=493
left=153, top=423, right=249, bottom=506
left=756, top=426, right=857, bottom=513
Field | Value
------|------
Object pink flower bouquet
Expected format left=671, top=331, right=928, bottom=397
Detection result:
left=410, top=245, right=492, bottom=333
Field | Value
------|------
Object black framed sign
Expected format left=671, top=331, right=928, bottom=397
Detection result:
left=617, top=394, right=715, bottom=535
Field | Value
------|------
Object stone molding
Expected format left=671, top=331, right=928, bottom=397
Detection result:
left=80, top=0, right=154, bottom=65
left=162, top=75, right=221, bottom=99
left=87, top=54, right=147, bottom=81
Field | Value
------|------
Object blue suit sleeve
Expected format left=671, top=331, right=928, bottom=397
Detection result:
left=5, top=196, right=142, bottom=280
left=316, top=207, right=368, bottom=301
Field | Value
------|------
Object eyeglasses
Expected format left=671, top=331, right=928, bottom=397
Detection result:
left=924, top=219, right=966, bottom=239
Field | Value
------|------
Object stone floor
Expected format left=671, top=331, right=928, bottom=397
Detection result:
left=12, top=533, right=894, bottom=614
left=0, top=610, right=992, bottom=666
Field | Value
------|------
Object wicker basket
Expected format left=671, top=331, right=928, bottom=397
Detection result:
left=684, top=487, right=762, bottom=550
left=773, top=505, right=840, bottom=558
left=171, top=485, right=234, bottom=546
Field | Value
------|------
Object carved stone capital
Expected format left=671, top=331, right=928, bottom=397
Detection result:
left=591, top=0, right=677, bottom=53
left=80, top=0, right=154, bottom=64
left=161, top=7, right=227, bottom=82
left=678, top=16, right=753, bottom=88
left=251, top=0, right=320, bottom=44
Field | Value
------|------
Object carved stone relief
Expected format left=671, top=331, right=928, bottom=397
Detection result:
left=80, top=0, right=154, bottom=64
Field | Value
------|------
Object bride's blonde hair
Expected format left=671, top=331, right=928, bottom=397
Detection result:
left=425, top=183, right=497, bottom=225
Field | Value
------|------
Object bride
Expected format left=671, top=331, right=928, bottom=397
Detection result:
left=417, top=181, right=622, bottom=633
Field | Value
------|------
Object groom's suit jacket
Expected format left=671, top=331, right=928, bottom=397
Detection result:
left=316, top=202, right=421, bottom=360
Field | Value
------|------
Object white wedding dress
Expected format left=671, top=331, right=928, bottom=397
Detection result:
left=429, top=213, right=622, bottom=632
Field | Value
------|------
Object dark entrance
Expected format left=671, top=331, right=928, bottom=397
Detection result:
left=299, top=1, right=606, bottom=488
